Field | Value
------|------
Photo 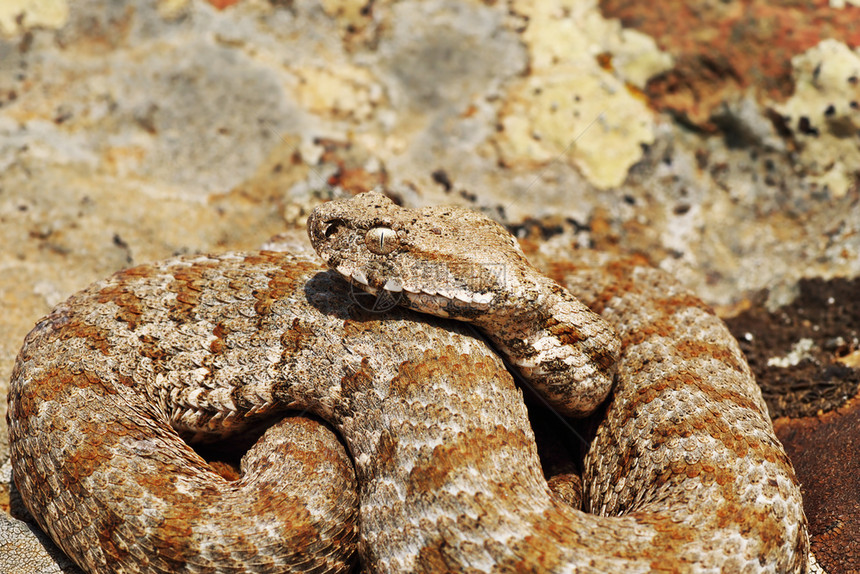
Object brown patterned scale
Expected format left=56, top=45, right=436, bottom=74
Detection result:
left=6, top=192, right=808, bottom=573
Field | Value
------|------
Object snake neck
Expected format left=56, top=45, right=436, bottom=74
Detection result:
left=469, top=276, right=621, bottom=418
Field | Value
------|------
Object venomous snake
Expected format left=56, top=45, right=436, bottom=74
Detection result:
left=7, top=191, right=808, bottom=572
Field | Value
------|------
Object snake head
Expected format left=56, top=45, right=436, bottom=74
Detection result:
left=309, top=191, right=621, bottom=417
left=307, top=191, right=540, bottom=319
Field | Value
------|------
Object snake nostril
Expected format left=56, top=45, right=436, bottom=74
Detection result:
left=322, top=219, right=346, bottom=240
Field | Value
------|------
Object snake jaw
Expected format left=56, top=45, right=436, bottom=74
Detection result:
left=382, top=278, right=403, bottom=292
left=350, top=268, right=370, bottom=286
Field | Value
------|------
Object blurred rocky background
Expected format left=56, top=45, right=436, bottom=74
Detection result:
left=1, top=1, right=858, bottom=572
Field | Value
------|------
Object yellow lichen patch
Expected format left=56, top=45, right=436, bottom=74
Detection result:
left=497, top=69, right=655, bottom=189
left=514, top=0, right=672, bottom=91
left=495, top=0, right=671, bottom=190
left=319, top=0, right=370, bottom=30
left=291, top=65, right=381, bottom=122
left=157, top=0, right=191, bottom=20
left=836, top=349, right=860, bottom=369
left=776, top=39, right=860, bottom=198
left=830, top=0, right=860, bottom=8
left=0, top=0, right=68, bottom=36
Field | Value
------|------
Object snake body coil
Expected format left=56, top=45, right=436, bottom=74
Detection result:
left=7, top=192, right=808, bottom=572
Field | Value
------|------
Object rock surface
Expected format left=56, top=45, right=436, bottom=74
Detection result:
left=1, top=0, right=858, bottom=572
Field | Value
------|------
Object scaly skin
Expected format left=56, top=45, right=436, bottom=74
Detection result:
left=6, top=191, right=808, bottom=572
left=307, top=192, right=620, bottom=418
left=310, top=192, right=809, bottom=572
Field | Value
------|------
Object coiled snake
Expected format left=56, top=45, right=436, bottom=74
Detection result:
left=7, top=191, right=808, bottom=572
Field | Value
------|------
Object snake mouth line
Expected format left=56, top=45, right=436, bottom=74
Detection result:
left=344, top=277, right=494, bottom=320
left=333, top=260, right=495, bottom=309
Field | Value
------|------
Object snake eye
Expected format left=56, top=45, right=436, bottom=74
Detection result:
left=365, top=226, right=399, bottom=255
